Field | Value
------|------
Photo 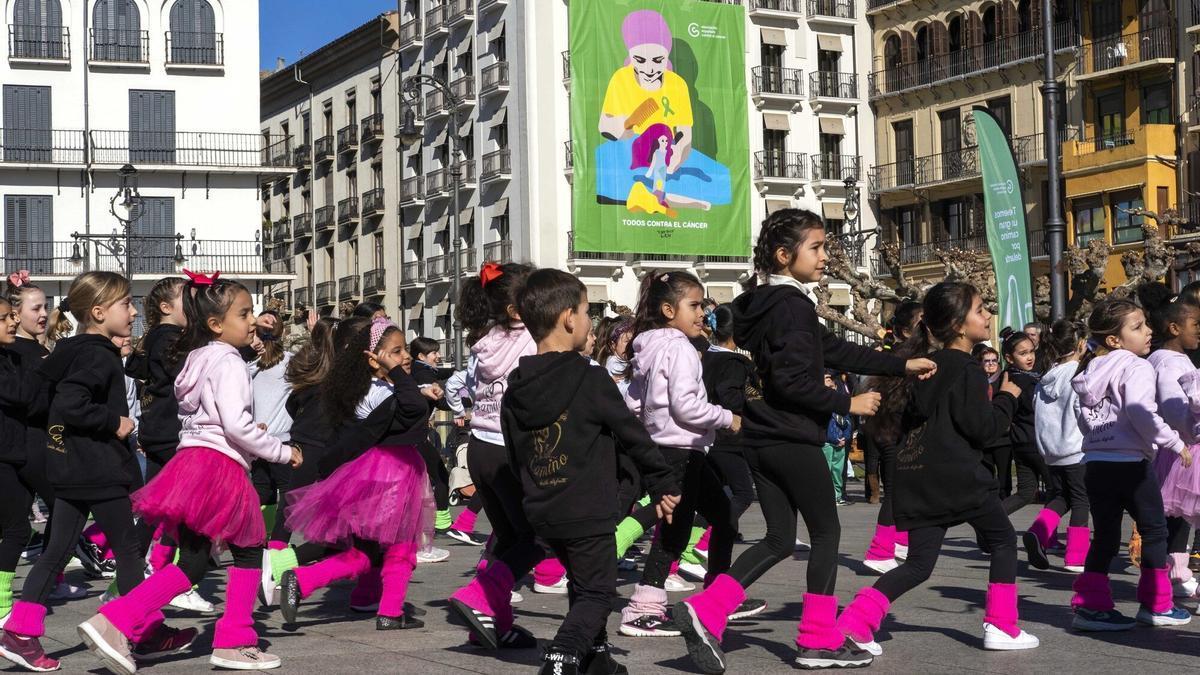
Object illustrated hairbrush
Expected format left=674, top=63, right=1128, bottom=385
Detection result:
left=624, top=98, right=660, bottom=130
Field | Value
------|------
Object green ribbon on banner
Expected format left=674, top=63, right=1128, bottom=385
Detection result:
left=973, top=107, right=1034, bottom=331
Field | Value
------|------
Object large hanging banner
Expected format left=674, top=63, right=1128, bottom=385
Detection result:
left=973, top=107, right=1033, bottom=331
left=569, top=0, right=750, bottom=255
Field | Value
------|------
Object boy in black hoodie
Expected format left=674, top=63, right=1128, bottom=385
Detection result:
left=502, top=269, right=679, bottom=675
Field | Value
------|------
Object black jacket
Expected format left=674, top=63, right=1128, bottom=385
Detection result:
left=129, top=324, right=184, bottom=460
left=40, top=334, right=139, bottom=499
left=502, top=352, right=678, bottom=539
left=412, top=360, right=451, bottom=413
left=732, top=284, right=904, bottom=447
left=0, top=346, right=47, bottom=466
left=320, top=365, right=429, bottom=479
left=286, top=386, right=328, bottom=456
left=1004, top=366, right=1039, bottom=448
left=701, top=348, right=760, bottom=454
left=893, top=349, right=1017, bottom=530
left=8, top=336, right=50, bottom=465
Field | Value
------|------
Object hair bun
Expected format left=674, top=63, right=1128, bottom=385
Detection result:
left=58, top=296, right=70, bottom=313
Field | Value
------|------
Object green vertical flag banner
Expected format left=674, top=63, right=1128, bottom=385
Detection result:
left=973, top=107, right=1033, bottom=331
left=569, top=0, right=750, bottom=255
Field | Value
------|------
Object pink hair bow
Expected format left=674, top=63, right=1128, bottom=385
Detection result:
left=7, top=269, right=30, bottom=287
left=182, top=269, right=221, bottom=286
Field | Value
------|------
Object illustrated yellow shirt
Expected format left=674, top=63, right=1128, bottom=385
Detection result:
left=601, top=66, right=694, bottom=135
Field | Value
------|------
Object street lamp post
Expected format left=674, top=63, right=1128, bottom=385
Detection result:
left=70, top=164, right=186, bottom=277
left=1042, top=0, right=1067, bottom=320
left=398, top=74, right=466, bottom=368
left=834, top=176, right=878, bottom=270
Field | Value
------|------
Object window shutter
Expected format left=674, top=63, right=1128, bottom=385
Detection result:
left=901, top=31, right=915, bottom=64
left=1031, top=0, right=1042, bottom=29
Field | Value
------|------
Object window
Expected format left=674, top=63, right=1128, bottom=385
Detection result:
left=13, top=0, right=65, bottom=59
left=495, top=121, right=509, bottom=150
left=948, top=16, right=963, bottom=53
left=763, top=128, right=787, bottom=175
left=322, top=101, right=333, bottom=135
left=1111, top=190, right=1145, bottom=244
left=493, top=212, right=510, bottom=240
left=93, top=0, right=142, bottom=62
left=2, top=85, right=51, bottom=162
left=817, top=48, right=839, bottom=73
left=1095, top=91, right=1126, bottom=147
left=372, top=163, right=383, bottom=190
left=987, top=96, right=1012, bottom=138
left=345, top=90, right=357, bottom=126
left=348, top=239, right=358, bottom=276
left=129, top=90, right=176, bottom=163
left=301, top=112, right=310, bottom=146
left=167, top=0, right=217, bottom=65
left=982, top=6, right=997, bottom=42
left=894, top=120, right=914, bottom=184
left=1073, top=198, right=1105, bottom=245
left=937, top=197, right=968, bottom=240
left=825, top=218, right=845, bottom=236
left=4, top=195, right=53, bottom=274
left=131, top=197, right=175, bottom=274
left=1142, top=82, right=1171, bottom=124
left=374, top=233, right=385, bottom=270
left=819, top=133, right=842, bottom=178
left=370, top=78, right=382, bottom=115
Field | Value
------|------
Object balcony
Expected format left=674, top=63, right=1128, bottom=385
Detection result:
left=314, top=205, right=335, bottom=234
left=450, top=75, right=476, bottom=108
left=8, top=24, right=69, bottom=62
left=561, top=51, right=571, bottom=88
left=1026, top=229, right=1049, bottom=260
left=265, top=248, right=293, bottom=275
left=427, top=248, right=477, bottom=281
left=399, top=18, right=422, bottom=51
left=1078, top=23, right=1174, bottom=81
left=695, top=254, right=752, bottom=281
left=868, top=21, right=1077, bottom=99
left=338, top=274, right=360, bottom=300
left=1012, top=132, right=1057, bottom=166
left=292, top=213, right=313, bottom=240
left=754, top=150, right=807, bottom=185
left=426, top=4, right=448, bottom=37
left=811, top=154, right=861, bottom=183
left=400, top=175, right=426, bottom=206
left=336, top=124, right=358, bottom=154
left=809, top=71, right=858, bottom=102
left=361, top=187, right=385, bottom=220
left=1062, top=124, right=1175, bottom=175
left=89, top=28, right=148, bottom=65
left=271, top=218, right=290, bottom=243
left=425, top=89, right=450, bottom=119
left=400, top=260, right=426, bottom=288
left=3, top=239, right=282, bottom=277
left=313, top=135, right=333, bottom=164
left=752, top=66, right=805, bottom=106
left=316, top=281, right=336, bottom=307
left=363, top=268, right=386, bottom=296
left=807, top=0, right=854, bottom=22
left=426, top=161, right=477, bottom=200
left=481, top=149, right=511, bottom=183
left=164, top=31, right=223, bottom=67
left=564, top=141, right=574, bottom=181
left=88, top=130, right=293, bottom=170
left=0, top=129, right=86, bottom=165
left=292, top=144, right=311, bottom=169
left=870, top=146, right=979, bottom=193
left=337, top=196, right=359, bottom=226
left=269, top=143, right=290, bottom=169
left=294, top=286, right=312, bottom=309
left=448, top=0, right=474, bottom=26
left=483, top=239, right=512, bottom=264
left=897, top=234, right=988, bottom=266
left=360, top=113, right=384, bottom=145
left=748, top=0, right=802, bottom=20
left=479, top=0, right=507, bottom=14
left=481, top=62, right=510, bottom=98
left=566, top=231, right=627, bottom=268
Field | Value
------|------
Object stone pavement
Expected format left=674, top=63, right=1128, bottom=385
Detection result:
left=19, top=494, right=1200, bottom=674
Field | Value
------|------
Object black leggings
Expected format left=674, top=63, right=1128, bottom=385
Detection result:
left=1085, top=460, right=1168, bottom=573
left=874, top=497, right=1017, bottom=601
left=1044, top=463, right=1089, bottom=527
left=641, top=447, right=734, bottom=587
left=468, top=437, right=544, bottom=578
left=0, top=459, right=54, bottom=574
left=251, top=459, right=293, bottom=543
left=874, top=441, right=897, bottom=528
left=21, top=496, right=142, bottom=604
left=417, top=437, right=451, bottom=513
left=707, top=450, right=755, bottom=525
left=1167, top=517, right=1192, bottom=556
left=1002, top=444, right=1050, bottom=515
left=547, top=534, right=616, bottom=657
left=727, top=443, right=840, bottom=595
left=175, top=525, right=260, bottom=584
left=985, top=444, right=1013, bottom=497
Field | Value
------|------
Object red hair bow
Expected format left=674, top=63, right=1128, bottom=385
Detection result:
left=480, top=262, right=504, bottom=287
left=6, top=269, right=30, bottom=288
left=183, top=269, right=221, bottom=286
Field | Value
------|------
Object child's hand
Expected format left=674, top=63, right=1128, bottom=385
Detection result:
left=454, top=416, right=468, bottom=428
left=729, top=414, right=742, bottom=433
left=906, top=358, right=937, bottom=380
left=289, top=444, right=304, bottom=468
left=420, top=383, right=444, bottom=401
left=656, top=494, right=680, bottom=524
left=849, top=392, right=882, bottom=416
left=366, top=349, right=404, bottom=373
left=1181, top=445, right=1193, bottom=469
left=250, top=334, right=265, bottom=356
left=116, top=416, right=135, bottom=440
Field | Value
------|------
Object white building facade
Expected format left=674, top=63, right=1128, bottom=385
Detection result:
left=1, top=0, right=292, bottom=326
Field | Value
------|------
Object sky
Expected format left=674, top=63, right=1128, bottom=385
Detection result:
left=259, top=0, right=396, bottom=72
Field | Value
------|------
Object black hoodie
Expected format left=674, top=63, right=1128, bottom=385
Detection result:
left=732, top=284, right=904, bottom=448
left=0, top=346, right=47, bottom=466
left=701, top=348, right=760, bottom=454
left=39, top=334, right=139, bottom=499
left=8, top=336, right=51, bottom=466
left=893, top=349, right=1017, bottom=530
left=319, top=365, right=430, bottom=479
left=129, top=324, right=184, bottom=460
left=1004, top=366, right=1039, bottom=448
left=502, top=352, right=678, bottom=539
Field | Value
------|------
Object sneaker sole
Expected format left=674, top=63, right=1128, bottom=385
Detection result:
left=983, top=638, right=1040, bottom=650
left=77, top=621, right=136, bottom=675
left=447, top=531, right=483, bottom=546
left=794, top=655, right=872, bottom=669
left=418, top=555, right=451, bottom=564
left=0, top=644, right=59, bottom=672
left=209, top=654, right=282, bottom=670
left=862, top=559, right=898, bottom=575
left=1022, top=532, right=1050, bottom=570
left=260, top=550, right=275, bottom=607
left=532, top=583, right=569, bottom=595
left=728, top=603, right=768, bottom=621
left=448, top=598, right=499, bottom=650
left=133, top=634, right=198, bottom=662
left=675, top=603, right=726, bottom=674
left=1136, top=615, right=1192, bottom=627
left=617, top=623, right=681, bottom=638
left=1071, top=618, right=1136, bottom=632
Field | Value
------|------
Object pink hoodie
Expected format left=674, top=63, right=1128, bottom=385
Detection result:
left=175, top=342, right=290, bottom=469
left=1072, top=349, right=1184, bottom=463
left=1147, top=349, right=1197, bottom=445
left=624, top=328, right=732, bottom=450
left=469, top=324, right=536, bottom=440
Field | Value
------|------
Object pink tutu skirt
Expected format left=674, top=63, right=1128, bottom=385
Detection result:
left=284, top=444, right=434, bottom=548
left=1156, top=445, right=1200, bottom=529
left=132, top=446, right=265, bottom=548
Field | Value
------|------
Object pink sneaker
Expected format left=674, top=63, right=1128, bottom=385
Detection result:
left=0, top=630, right=60, bottom=672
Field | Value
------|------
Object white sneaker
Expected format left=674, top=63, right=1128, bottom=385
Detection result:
left=1172, top=577, right=1198, bottom=599
left=894, top=544, right=909, bottom=561
left=169, top=589, right=215, bottom=614
left=664, top=573, right=695, bottom=592
left=533, top=575, right=569, bottom=595
left=694, top=547, right=709, bottom=563
left=795, top=539, right=810, bottom=551
left=510, top=591, right=524, bottom=604
left=849, top=636, right=883, bottom=657
left=677, top=561, right=707, bottom=581
left=863, top=558, right=899, bottom=575
left=982, top=623, right=1039, bottom=650
left=99, top=586, right=119, bottom=604
left=1064, top=564, right=1086, bottom=573
left=49, top=580, right=88, bottom=600
left=417, top=546, right=450, bottom=564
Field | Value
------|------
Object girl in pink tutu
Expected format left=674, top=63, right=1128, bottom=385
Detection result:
left=277, top=316, right=437, bottom=630
left=75, top=271, right=302, bottom=674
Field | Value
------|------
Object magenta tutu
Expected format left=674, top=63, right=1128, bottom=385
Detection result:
left=132, top=447, right=265, bottom=548
left=285, top=445, right=435, bottom=548
left=1157, top=443, right=1200, bottom=528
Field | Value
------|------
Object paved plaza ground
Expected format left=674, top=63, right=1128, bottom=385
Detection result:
left=17, top=493, right=1200, bottom=674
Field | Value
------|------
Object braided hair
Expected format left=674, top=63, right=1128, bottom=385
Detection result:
left=751, top=208, right=826, bottom=285
left=170, top=276, right=251, bottom=365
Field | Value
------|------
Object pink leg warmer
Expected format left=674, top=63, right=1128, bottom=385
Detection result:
left=983, top=583, right=1021, bottom=638
left=865, top=525, right=896, bottom=562
left=836, top=587, right=890, bottom=645
left=1027, top=509, right=1062, bottom=548
left=131, top=611, right=166, bottom=645
left=450, top=559, right=516, bottom=633
left=1137, top=567, right=1173, bottom=614
left=1070, top=571, right=1114, bottom=611
left=148, top=539, right=176, bottom=573
left=620, top=583, right=669, bottom=623
left=1169, top=552, right=1195, bottom=584
left=451, top=508, right=478, bottom=532
left=533, top=556, right=566, bottom=587
left=796, top=593, right=845, bottom=651
left=696, top=527, right=712, bottom=554
left=294, top=548, right=371, bottom=599
left=682, top=574, right=745, bottom=642
left=350, top=568, right=382, bottom=608
left=267, top=540, right=288, bottom=551
left=213, top=567, right=260, bottom=649
left=379, top=543, right=418, bottom=618
left=894, top=530, right=909, bottom=547
left=83, top=523, right=107, bottom=549
left=1064, top=527, right=1090, bottom=568
left=4, top=601, right=47, bottom=638
left=669, top=560, right=680, bottom=577
left=99, top=565, right=192, bottom=639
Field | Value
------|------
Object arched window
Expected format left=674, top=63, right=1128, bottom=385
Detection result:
left=93, top=0, right=143, bottom=63
left=916, top=25, right=930, bottom=60
left=948, top=16, right=963, bottom=52
left=168, top=0, right=219, bottom=65
left=1018, top=0, right=1032, bottom=32
left=884, top=34, right=901, bottom=68
left=13, top=0, right=63, bottom=59
left=982, top=6, right=998, bottom=43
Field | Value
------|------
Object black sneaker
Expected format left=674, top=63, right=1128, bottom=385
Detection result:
left=447, top=529, right=489, bottom=546
left=466, top=624, right=538, bottom=649
left=539, top=649, right=580, bottom=675
left=75, top=537, right=107, bottom=578
left=279, top=569, right=301, bottom=625
left=618, top=614, right=681, bottom=637
left=675, top=602, right=726, bottom=674
left=794, top=638, right=873, bottom=669
left=728, top=598, right=767, bottom=621
left=1023, top=531, right=1050, bottom=570
left=449, top=598, right=499, bottom=649
left=376, top=614, right=424, bottom=630
left=21, top=531, right=44, bottom=562
left=580, top=641, right=627, bottom=674
left=132, top=624, right=199, bottom=661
